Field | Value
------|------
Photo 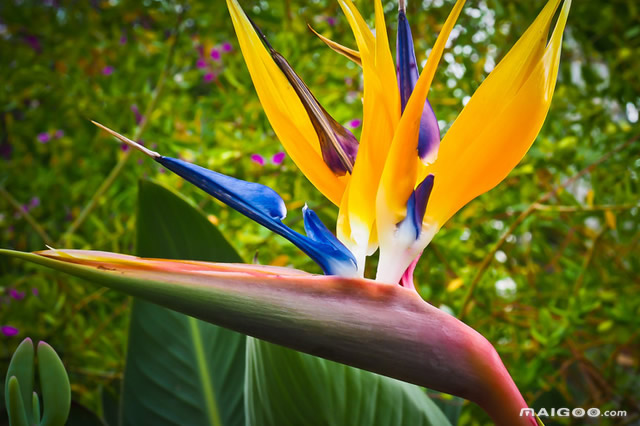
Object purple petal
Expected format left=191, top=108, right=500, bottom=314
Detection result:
left=0, top=142, right=12, bottom=160
left=54, top=129, right=64, bottom=139
left=221, top=42, right=232, bottom=52
left=210, top=48, right=221, bottom=61
left=326, top=17, right=337, bottom=26
left=37, top=132, right=50, bottom=143
left=251, top=154, right=265, bottom=166
left=120, top=35, right=128, bottom=45
left=1, top=326, right=19, bottom=337
left=348, top=119, right=361, bottom=128
left=9, top=289, right=25, bottom=300
left=102, top=66, right=114, bottom=75
left=121, top=143, right=130, bottom=152
left=32, top=288, right=39, bottom=296
left=196, top=58, right=207, bottom=69
left=24, top=35, right=42, bottom=53
left=131, top=104, right=143, bottom=125
left=396, top=10, right=440, bottom=164
left=29, top=197, right=40, bottom=208
left=203, top=72, right=215, bottom=83
left=272, top=152, right=285, bottom=165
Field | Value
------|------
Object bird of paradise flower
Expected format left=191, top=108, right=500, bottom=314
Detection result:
left=2, top=0, right=570, bottom=425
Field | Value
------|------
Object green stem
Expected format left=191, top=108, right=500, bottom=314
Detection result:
left=458, top=134, right=638, bottom=320
left=0, top=186, right=53, bottom=245
left=532, top=203, right=638, bottom=212
left=59, top=13, right=183, bottom=245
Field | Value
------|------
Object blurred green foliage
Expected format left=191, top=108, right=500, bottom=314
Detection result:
left=0, top=0, right=638, bottom=424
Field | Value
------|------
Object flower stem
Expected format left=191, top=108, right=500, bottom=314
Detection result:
left=0, top=186, right=53, bottom=245
left=59, top=12, right=183, bottom=245
left=458, top=134, right=638, bottom=320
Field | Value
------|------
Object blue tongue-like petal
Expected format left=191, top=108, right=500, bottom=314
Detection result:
left=302, top=206, right=357, bottom=276
left=397, top=10, right=441, bottom=164
left=399, top=174, right=435, bottom=240
left=156, top=156, right=357, bottom=276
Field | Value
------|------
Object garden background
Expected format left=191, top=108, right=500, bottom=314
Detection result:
left=1, top=0, right=639, bottom=424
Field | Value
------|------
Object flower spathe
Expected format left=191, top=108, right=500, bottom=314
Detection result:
left=0, top=248, right=538, bottom=426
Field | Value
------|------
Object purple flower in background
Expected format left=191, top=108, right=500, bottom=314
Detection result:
left=326, top=16, right=337, bottom=26
left=272, top=152, right=286, bottom=165
left=131, top=104, right=143, bottom=125
left=120, top=34, right=128, bottom=45
left=222, top=42, right=232, bottom=52
left=8, top=289, right=25, bottom=300
left=37, top=132, right=50, bottom=143
left=121, top=143, right=130, bottom=152
left=196, top=58, right=207, bottom=69
left=348, top=119, right=361, bottom=128
left=0, top=142, right=12, bottom=160
left=211, top=48, right=221, bottom=61
left=1, top=326, right=19, bottom=337
left=102, top=66, right=114, bottom=76
left=251, top=154, right=265, bottom=166
left=54, top=129, right=64, bottom=139
left=29, top=196, right=40, bottom=209
left=32, top=288, right=39, bottom=296
left=23, top=35, right=42, bottom=53
left=203, top=72, right=215, bottom=83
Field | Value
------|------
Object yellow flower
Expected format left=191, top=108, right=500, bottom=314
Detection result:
left=227, top=0, right=571, bottom=283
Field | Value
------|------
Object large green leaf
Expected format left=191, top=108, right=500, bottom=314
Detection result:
left=120, top=180, right=246, bottom=426
left=245, top=338, right=452, bottom=426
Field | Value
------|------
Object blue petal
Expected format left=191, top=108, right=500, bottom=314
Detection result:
left=156, top=156, right=357, bottom=276
left=398, top=174, right=435, bottom=240
left=396, top=10, right=441, bottom=164
left=302, top=205, right=357, bottom=274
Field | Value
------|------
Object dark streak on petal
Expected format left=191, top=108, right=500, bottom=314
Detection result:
left=398, top=174, right=435, bottom=240
left=249, top=17, right=359, bottom=176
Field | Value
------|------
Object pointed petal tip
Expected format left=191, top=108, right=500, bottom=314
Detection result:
left=307, top=23, right=362, bottom=66
left=91, top=121, right=160, bottom=158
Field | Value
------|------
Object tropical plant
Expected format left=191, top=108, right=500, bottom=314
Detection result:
left=1, top=0, right=574, bottom=424
left=4, top=338, right=71, bottom=426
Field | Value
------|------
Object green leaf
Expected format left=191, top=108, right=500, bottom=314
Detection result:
left=38, top=341, right=71, bottom=426
left=7, top=377, right=28, bottom=426
left=245, top=338, right=452, bottom=426
left=66, top=401, right=107, bottom=426
left=120, top=180, right=246, bottom=426
left=5, top=338, right=34, bottom=426
left=32, top=392, right=40, bottom=424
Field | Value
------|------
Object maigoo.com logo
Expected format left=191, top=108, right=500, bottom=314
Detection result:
left=520, top=408, right=627, bottom=418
